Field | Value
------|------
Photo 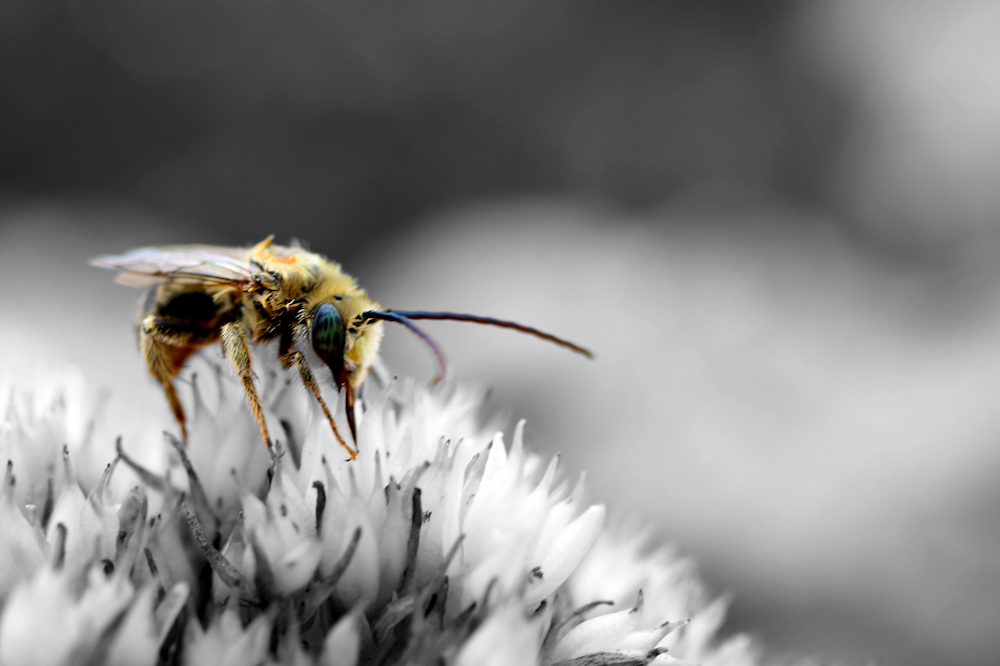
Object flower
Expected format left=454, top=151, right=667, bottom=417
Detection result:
left=0, top=359, right=820, bottom=665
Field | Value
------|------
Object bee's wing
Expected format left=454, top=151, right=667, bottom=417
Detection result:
left=91, top=245, right=255, bottom=287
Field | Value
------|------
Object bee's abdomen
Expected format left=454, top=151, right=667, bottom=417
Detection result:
left=158, top=291, right=220, bottom=325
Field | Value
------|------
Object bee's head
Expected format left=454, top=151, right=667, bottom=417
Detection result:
left=310, top=302, right=346, bottom=386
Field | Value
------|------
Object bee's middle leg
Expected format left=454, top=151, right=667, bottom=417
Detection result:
left=279, top=350, right=357, bottom=460
left=220, top=322, right=270, bottom=447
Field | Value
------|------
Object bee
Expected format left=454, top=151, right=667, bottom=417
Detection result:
left=92, top=236, right=591, bottom=460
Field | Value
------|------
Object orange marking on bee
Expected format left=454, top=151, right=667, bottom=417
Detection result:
left=259, top=250, right=296, bottom=264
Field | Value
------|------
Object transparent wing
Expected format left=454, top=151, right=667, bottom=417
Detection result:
left=91, top=244, right=255, bottom=287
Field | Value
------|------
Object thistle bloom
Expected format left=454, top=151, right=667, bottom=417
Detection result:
left=0, top=361, right=811, bottom=665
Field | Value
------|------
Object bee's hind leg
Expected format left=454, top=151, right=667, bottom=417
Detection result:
left=279, top=348, right=358, bottom=461
left=220, top=322, right=271, bottom=448
left=140, top=315, right=198, bottom=440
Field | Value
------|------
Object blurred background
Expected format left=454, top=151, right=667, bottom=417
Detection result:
left=3, top=1, right=1000, bottom=664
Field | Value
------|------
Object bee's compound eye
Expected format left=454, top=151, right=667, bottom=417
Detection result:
left=311, top=303, right=345, bottom=370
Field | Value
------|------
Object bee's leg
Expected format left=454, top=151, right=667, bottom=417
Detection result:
left=139, top=316, right=197, bottom=439
left=345, top=382, right=357, bottom=448
left=219, top=322, right=270, bottom=448
left=279, top=349, right=358, bottom=460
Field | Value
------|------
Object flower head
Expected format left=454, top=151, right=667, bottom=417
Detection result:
left=0, top=360, right=811, bottom=665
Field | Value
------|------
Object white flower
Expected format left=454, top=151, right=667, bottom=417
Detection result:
left=0, top=564, right=187, bottom=666
left=454, top=605, right=543, bottom=666
left=0, top=463, right=45, bottom=600
left=0, top=362, right=814, bottom=665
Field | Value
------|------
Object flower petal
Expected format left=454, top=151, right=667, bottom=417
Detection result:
left=455, top=605, right=542, bottom=666
left=525, top=504, right=605, bottom=605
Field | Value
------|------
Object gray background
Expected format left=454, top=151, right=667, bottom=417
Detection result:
left=3, top=2, right=1000, bottom=665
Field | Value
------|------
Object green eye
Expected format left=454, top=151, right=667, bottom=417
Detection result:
left=311, top=303, right=345, bottom=373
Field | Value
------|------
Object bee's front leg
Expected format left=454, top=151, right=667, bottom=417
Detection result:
left=220, top=322, right=271, bottom=448
left=278, top=348, right=357, bottom=460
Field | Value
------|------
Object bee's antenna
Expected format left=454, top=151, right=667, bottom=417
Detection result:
left=389, top=310, right=592, bottom=357
left=361, top=311, right=447, bottom=385
left=362, top=309, right=593, bottom=361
